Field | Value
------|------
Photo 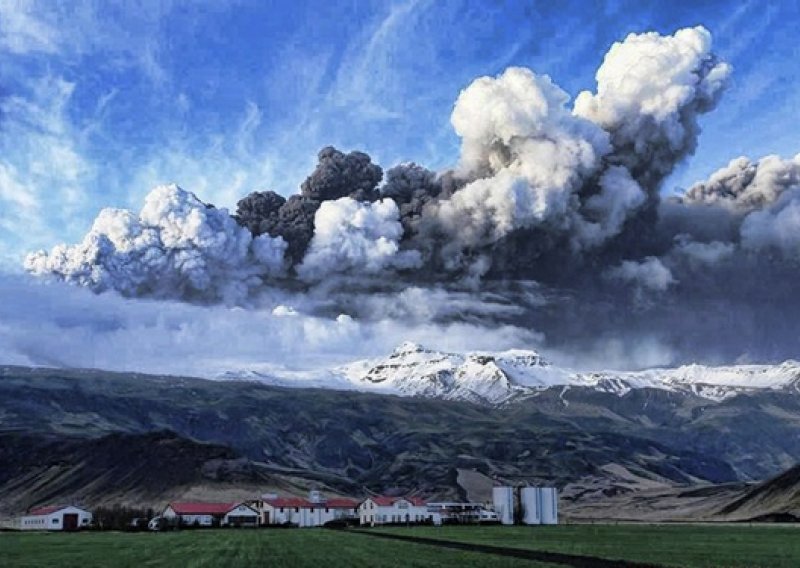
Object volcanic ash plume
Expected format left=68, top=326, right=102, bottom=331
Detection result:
left=23, top=25, right=800, bottom=365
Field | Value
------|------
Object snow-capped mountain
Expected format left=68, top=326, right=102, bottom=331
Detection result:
left=336, top=341, right=569, bottom=404
left=220, top=342, right=800, bottom=405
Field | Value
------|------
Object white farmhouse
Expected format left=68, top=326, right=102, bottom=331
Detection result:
left=249, top=493, right=359, bottom=527
left=161, top=502, right=258, bottom=527
left=20, top=505, right=92, bottom=531
left=358, top=496, right=431, bottom=526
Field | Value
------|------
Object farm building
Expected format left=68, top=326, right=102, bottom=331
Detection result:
left=248, top=492, right=359, bottom=527
left=20, top=505, right=92, bottom=531
left=161, top=502, right=259, bottom=527
left=358, top=496, right=431, bottom=526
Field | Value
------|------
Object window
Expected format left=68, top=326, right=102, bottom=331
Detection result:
left=310, top=508, right=315, bottom=513
left=325, top=508, right=329, bottom=513
left=294, top=507, right=299, bottom=513
left=52, top=519, right=58, bottom=524
left=280, top=507, right=284, bottom=513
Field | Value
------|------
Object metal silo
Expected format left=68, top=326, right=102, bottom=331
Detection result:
left=520, top=487, right=542, bottom=525
left=540, top=487, right=558, bottom=524
left=492, top=486, right=515, bottom=525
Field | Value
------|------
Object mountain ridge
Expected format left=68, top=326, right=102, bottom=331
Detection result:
left=221, top=342, right=800, bottom=405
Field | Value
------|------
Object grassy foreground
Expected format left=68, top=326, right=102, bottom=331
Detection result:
left=0, top=528, right=557, bottom=568
left=374, top=524, right=800, bottom=568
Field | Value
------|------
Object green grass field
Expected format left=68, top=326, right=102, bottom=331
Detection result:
left=0, top=528, right=558, bottom=568
left=374, top=524, right=800, bottom=567
left=4, top=524, right=800, bottom=567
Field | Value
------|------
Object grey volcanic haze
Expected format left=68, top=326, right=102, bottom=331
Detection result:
left=9, top=26, right=800, bottom=372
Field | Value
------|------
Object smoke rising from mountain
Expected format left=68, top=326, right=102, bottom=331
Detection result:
left=21, top=26, right=800, bottom=366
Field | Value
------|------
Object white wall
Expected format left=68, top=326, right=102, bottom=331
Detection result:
left=358, top=499, right=431, bottom=526
left=222, top=504, right=259, bottom=526
left=20, top=506, right=92, bottom=531
left=162, top=506, right=214, bottom=527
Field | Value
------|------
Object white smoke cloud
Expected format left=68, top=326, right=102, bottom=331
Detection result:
left=683, top=154, right=800, bottom=210
left=574, top=26, right=731, bottom=177
left=436, top=67, right=610, bottom=256
left=25, top=184, right=287, bottom=303
left=298, top=197, right=421, bottom=281
left=606, top=257, right=676, bottom=292
left=451, top=67, right=610, bottom=179
left=429, top=25, right=728, bottom=270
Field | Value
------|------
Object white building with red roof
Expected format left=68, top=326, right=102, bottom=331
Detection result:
left=161, top=502, right=259, bottom=527
left=248, top=491, right=359, bottom=527
left=20, top=505, right=92, bottom=531
left=358, top=496, right=433, bottom=526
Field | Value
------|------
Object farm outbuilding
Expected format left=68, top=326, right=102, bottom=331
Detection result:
left=20, top=505, right=92, bottom=531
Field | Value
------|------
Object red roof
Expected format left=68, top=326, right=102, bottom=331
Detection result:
left=325, top=498, right=359, bottom=508
left=167, top=502, right=237, bottom=515
left=28, top=505, right=67, bottom=516
left=264, top=497, right=313, bottom=508
left=369, top=496, right=427, bottom=507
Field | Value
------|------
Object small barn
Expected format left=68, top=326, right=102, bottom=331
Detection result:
left=20, top=505, right=92, bottom=531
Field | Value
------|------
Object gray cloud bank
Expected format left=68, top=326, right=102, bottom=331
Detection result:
left=16, top=26, right=800, bottom=368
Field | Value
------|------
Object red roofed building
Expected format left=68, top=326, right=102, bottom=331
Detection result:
left=21, top=505, right=92, bottom=531
left=248, top=492, right=359, bottom=527
left=161, top=502, right=258, bottom=527
left=358, top=496, right=433, bottom=526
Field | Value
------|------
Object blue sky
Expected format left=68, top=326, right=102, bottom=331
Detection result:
left=1, top=0, right=798, bottom=267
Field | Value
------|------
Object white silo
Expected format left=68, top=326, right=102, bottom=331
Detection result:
left=539, top=487, right=558, bottom=524
left=520, top=487, right=542, bottom=525
left=492, top=486, right=515, bottom=525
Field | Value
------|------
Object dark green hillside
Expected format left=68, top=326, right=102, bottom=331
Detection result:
left=2, top=364, right=799, bottom=516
